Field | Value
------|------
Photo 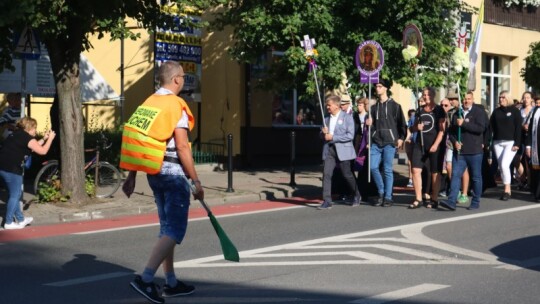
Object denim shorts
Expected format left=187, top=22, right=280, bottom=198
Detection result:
left=147, top=174, right=191, bottom=244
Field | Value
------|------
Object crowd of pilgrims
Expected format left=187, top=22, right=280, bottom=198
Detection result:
left=336, top=88, right=540, bottom=209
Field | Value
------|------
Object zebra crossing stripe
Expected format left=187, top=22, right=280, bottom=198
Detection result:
left=349, top=283, right=450, bottom=304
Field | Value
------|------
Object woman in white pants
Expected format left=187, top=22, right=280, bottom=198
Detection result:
left=490, top=91, right=522, bottom=201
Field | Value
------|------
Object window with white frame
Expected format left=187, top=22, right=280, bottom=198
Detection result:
left=481, top=54, right=512, bottom=113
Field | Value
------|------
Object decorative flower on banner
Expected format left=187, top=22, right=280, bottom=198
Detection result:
left=304, top=48, right=318, bottom=62
left=452, top=47, right=469, bottom=73
left=304, top=48, right=319, bottom=70
left=402, top=45, right=418, bottom=62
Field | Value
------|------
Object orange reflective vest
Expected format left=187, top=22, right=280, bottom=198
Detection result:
left=119, top=94, right=194, bottom=174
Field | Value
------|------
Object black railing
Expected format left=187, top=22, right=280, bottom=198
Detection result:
left=192, top=142, right=224, bottom=164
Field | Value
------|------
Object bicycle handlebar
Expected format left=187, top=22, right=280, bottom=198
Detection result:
left=97, top=133, right=113, bottom=150
left=86, top=133, right=112, bottom=152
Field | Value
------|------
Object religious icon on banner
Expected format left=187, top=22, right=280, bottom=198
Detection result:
left=402, top=24, right=423, bottom=57
left=356, top=40, right=384, bottom=83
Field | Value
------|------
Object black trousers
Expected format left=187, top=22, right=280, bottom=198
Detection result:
left=323, top=146, right=359, bottom=203
left=529, top=169, right=540, bottom=200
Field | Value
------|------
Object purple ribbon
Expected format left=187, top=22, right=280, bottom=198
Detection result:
left=308, top=58, right=317, bottom=71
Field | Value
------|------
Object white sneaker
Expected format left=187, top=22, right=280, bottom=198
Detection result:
left=4, top=222, right=25, bottom=230
left=406, top=179, right=414, bottom=188
left=4, top=217, right=33, bottom=230
left=21, top=217, right=33, bottom=227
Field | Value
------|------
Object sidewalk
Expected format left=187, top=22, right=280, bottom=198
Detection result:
left=13, top=156, right=411, bottom=226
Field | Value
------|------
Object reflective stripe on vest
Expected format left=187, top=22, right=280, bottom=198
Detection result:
left=120, top=126, right=166, bottom=174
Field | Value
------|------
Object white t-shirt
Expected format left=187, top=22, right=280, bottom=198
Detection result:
left=155, top=88, right=189, bottom=176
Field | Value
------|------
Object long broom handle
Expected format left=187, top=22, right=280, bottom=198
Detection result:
left=181, top=175, right=240, bottom=262
left=181, top=175, right=212, bottom=214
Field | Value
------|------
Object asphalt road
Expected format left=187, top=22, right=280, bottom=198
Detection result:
left=2, top=189, right=540, bottom=304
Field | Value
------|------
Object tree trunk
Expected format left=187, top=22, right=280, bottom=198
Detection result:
left=46, top=42, right=88, bottom=203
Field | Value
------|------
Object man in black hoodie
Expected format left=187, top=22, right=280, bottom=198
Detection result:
left=440, top=91, right=488, bottom=211
left=366, top=79, right=407, bottom=206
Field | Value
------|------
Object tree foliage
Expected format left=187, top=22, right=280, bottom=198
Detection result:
left=211, top=0, right=474, bottom=98
left=521, top=41, right=540, bottom=92
left=0, top=0, right=212, bottom=202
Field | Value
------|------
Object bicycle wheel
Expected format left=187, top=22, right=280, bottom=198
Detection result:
left=86, top=161, right=122, bottom=198
left=34, top=161, right=60, bottom=195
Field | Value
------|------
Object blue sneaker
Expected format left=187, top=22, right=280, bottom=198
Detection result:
left=317, top=201, right=332, bottom=210
left=439, top=201, right=456, bottom=211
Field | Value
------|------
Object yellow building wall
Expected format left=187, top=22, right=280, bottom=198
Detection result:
left=199, top=27, right=244, bottom=151
left=82, top=22, right=154, bottom=131
left=479, top=24, right=536, bottom=96
left=78, top=18, right=245, bottom=155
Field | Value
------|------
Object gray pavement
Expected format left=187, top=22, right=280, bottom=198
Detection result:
left=12, top=154, right=411, bottom=226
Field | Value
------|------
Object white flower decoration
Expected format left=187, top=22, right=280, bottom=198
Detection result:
left=452, top=48, right=469, bottom=73
left=402, top=45, right=418, bottom=62
left=505, top=0, right=540, bottom=7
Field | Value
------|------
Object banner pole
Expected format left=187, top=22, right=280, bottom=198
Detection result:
left=415, top=67, right=424, bottom=152
left=368, top=74, right=372, bottom=183
left=312, top=65, right=327, bottom=128
left=457, top=80, right=462, bottom=160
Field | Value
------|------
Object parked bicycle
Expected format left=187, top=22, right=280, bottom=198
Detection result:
left=34, top=133, right=122, bottom=198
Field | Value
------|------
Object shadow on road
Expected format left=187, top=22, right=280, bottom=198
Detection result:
left=491, top=235, right=540, bottom=271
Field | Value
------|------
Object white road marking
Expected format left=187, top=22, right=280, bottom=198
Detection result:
left=176, top=260, right=497, bottom=268
left=43, top=271, right=133, bottom=287
left=253, top=251, right=399, bottom=262
left=399, top=222, right=501, bottom=263
left=296, top=244, right=454, bottom=261
left=42, top=204, right=539, bottom=289
left=496, top=256, right=540, bottom=270
left=175, top=204, right=540, bottom=268
left=74, top=223, right=160, bottom=234
left=349, top=284, right=450, bottom=304
left=73, top=205, right=304, bottom=235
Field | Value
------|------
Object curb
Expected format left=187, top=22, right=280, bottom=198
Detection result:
left=20, top=162, right=412, bottom=226
left=27, top=188, right=322, bottom=225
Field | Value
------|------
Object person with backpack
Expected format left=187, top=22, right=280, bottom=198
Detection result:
left=125, top=61, right=203, bottom=304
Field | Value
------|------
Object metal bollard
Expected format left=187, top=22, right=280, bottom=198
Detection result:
left=226, top=133, right=234, bottom=193
left=289, top=130, right=297, bottom=187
